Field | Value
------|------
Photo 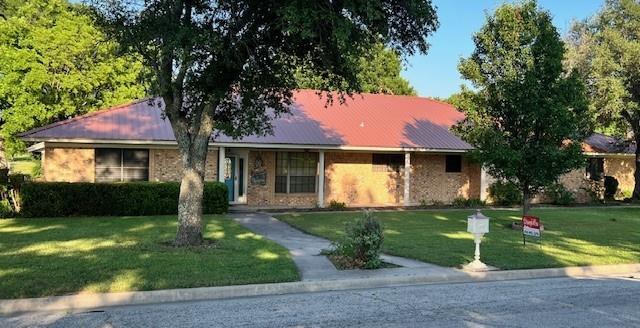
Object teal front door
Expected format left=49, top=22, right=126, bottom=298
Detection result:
left=224, top=157, right=235, bottom=202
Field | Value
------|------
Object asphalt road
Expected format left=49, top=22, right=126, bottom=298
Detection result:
left=3, top=276, right=640, bottom=328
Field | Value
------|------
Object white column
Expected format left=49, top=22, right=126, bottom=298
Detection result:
left=404, top=152, right=411, bottom=206
left=218, top=147, right=225, bottom=183
left=318, top=151, right=325, bottom=208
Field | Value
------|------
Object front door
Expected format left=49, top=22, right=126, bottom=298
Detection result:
left=224, top=157, right=235, bottom=202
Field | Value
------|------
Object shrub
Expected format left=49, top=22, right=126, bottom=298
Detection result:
left=328, top=200, right=347, bottom=210
left=0, top=199, right=13, bottom=218
left=488, top=180, right=522, bottom=206
left=452, top=197, right=486, bottom=208
left=545, top=183, right=575, bottom=205
left=582, top=179, right=605, bottom=204
left=604, top=176, right=619, bottom=200
left=331, top=210, right=384, bottom=269
left=20, top=181, right=228, bottom=217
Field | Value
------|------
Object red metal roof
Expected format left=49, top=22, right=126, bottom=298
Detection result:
left=20, top=90, right=473, bottom=150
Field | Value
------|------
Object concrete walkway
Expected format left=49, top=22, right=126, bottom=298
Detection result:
left=230, top=212, right=456, bottom=281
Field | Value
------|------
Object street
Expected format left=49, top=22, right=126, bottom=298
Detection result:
left=2, top=276, right=640, bottom=327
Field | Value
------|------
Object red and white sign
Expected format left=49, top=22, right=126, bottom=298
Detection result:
left=522, top=216, right=541, bottom=238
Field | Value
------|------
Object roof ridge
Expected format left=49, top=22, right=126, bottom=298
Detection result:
left=18, top=97, right=157, bottom=137
left=294, top=89, right=456, bottom=107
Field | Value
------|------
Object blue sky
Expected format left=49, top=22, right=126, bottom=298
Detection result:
left=402, top=0, right=604, bottom=98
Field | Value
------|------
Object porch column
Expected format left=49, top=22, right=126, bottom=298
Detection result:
left=404, top=152, right=411, bottom=206
left=318, top=150, right=325, bottom=208
left=217, top=147, right=225, bottom=183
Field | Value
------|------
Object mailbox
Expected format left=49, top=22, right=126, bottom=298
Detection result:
left=467, top=209, right=490, bottom=234
left=464, top=209, right=491, bottom=272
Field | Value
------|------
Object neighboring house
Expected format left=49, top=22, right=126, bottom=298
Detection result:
left=19, top=90, right=636, bottom=207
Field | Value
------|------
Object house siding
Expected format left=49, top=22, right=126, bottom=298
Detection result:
left=410, top=154, right=481, bottom=205
left=324, top=152, right=404, bottom=206
left=44, top=147, right=95, bottom=182
left=149, top=149, right=218, bottom=182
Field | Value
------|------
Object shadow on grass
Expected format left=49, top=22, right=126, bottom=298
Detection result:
left=0, top=215, right=299, bottom=299
left=276, top=208, right=640, bottom=270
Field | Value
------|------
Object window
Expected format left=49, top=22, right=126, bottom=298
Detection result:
left=445, top=155, right=462, bottom=173
left=586, top=158, right=604, bottom=181
left=372, top=154, right=404, bottom=172
left=96, top=149, right=149, bottom=182
left=275, top=152, right=318, bottom=193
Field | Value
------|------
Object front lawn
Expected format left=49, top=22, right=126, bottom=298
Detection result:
left=276, top=208, right=640, bottom=270
left=0, top=215, right=298, bottom=299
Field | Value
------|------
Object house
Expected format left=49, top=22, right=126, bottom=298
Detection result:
left=19, top=90, right=636, bottom=207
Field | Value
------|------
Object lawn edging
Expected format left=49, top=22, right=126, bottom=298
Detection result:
left=2, top=263, right=639, bottom=315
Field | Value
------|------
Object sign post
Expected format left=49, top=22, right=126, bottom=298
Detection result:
left=522, top=215, right=541, bottom=246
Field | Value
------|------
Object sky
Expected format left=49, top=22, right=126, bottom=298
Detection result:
left=402, top=0, right=604, bottom=99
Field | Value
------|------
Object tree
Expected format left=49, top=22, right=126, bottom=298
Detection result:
left=454, top=1, right=590, bottom=215
left=93, top=0, right=438, bottom=246
left=565, top=0, right=640, bottom=198
left=295, top=43, right=416, bottom=96
left=0, top=0, right=147, bottom=156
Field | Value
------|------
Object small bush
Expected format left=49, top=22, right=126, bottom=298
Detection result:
left=330, top=210, right=384, bottom=269
left=20, top=181, right=228, bottom=217
left=604, top=176, right=619, bottom=200
left=452, top=197, right=486, bottom=208
left=328, top=200, right=347, bottom=210
left=582, top=179, right=605, bottom=203
left=545, top=183, right=575, bottom=205
left=488, top=180, right=522, bottom=206
left=0, top=199, right=13, bottom=218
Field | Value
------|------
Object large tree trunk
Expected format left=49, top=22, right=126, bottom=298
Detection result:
left=174, top=158, right=207, bottom=246
left=633, top=133, right=640, bottom=200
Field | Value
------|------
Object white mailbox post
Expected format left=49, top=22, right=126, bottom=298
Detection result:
left=465, top=209, right=490, bottom=271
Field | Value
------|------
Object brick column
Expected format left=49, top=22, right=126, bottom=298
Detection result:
left=318, top=150, right=325, bottom=208
left=218, top=147, right=225, bottom=183
left=404, top=152, right=411, bottom=206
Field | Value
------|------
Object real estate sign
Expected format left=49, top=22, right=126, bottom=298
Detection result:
left=522, top=216, right=541, bottom=238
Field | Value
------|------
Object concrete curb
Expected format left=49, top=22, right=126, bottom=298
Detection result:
left=1, top=263, right=639, bottom=315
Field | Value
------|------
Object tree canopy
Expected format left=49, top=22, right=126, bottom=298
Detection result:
left=295, top=43, right=416, bottom=96
left=454, top=0, right=590, bottom=213
left=0, top=0, right=147, bottom=155
left=93, top=0, right=438, bottom=246
left=565, top=0, right=640, bottom=198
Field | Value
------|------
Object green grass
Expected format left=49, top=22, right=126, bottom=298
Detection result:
left=9, top=158, right=40, bottom=176
left=0, top=215, right=299, bottom=299
left=276, top=208, right=640, bottom=270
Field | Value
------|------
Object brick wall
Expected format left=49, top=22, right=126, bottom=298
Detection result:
left=410, top=154, right=481, bottom=205
left=44, top=147, right=95, bottom=182
left=149, top=148, right=218, bottom=181
left=605, top=157, right=635, bottom=192
left=324, top=152, right=404, bottom=205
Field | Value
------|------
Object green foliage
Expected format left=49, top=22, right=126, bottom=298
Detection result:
left=0, top=0, right=147, bottom=155
left=545, top=183, right=576, bottom=205
left=604, top=176, right=620, bottom=200
left=488, top=180, right=523, bottom=206
left=0, top=198, right=12, bottom=217
left=566, top=0, right=640, bottom=197
left=452, top=197, right=486, bottom=208
left=20, top=182, right=228, bottom=217
left=328, top=200, right=347, bottom=210
left=295, top=44, right=416, bottom=95
left=331, top=210, right=384, bottom=269
left=454, top=1, right=590, bottom=210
